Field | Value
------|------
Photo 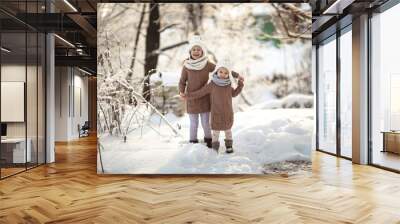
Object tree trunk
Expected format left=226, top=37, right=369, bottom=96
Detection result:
left=143, top=3, right=160, bottom=102
left=127, top=4, right=146, bottom=81
left=187, top=3, right=203, bottom=34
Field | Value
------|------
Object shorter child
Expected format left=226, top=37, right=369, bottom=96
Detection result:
left=184, top=61, right=244, bottom=153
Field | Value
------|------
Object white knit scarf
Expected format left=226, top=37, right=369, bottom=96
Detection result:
left=183, top=55, right=208, bottom=70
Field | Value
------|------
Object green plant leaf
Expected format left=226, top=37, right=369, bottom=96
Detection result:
left=262, top=21, right=275, bottom=35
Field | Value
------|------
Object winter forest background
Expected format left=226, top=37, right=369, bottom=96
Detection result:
left=97, top=3, right=314, bottom=174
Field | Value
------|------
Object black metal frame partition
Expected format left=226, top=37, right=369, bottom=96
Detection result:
left=315, top=0, right=400, bottom=173
left=315, top=23, right=353, bottom=161
left=367, top=1, right=400, bottom=173
left=0, top=0, right=48, bottom=180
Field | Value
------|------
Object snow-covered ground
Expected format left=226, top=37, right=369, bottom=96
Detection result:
left=98, top=107, right=313, bottom=174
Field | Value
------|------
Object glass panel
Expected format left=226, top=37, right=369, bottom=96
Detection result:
left=26, top=0, right=39, bottom=169
left=318, top=37, right=337, bottom=154
left=340, top=29, right=352, bottom=158
left=1, top=31, right=27, bottom=177
left=27, top=31, right=38, bottom=169
left=312, top=45, right=317, bottom=151
left=0, top=1, right=46, bottom=178
left=38, top=32, right=45, bottom=165
left=371, top=4, right=400, bottom=171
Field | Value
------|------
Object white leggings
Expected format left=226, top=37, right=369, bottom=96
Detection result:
left=212, top=130, right=232, bottom=142
left=189, top=112, right=212, bottom=141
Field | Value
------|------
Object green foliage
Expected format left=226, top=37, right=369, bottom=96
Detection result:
left=262, top=21, right=275, bottom=34
left=256, top=20, right=282, bottom=49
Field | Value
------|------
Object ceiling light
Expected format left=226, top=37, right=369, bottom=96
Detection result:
left=54, top=34, right=75, bottom=48
left=323, top=1, right=341, bottom=14
left=323, top=0, right=354, bottom=15
left=1, top=47, right=11, bottom=53
left=76, top=48, right=84, bottom=55
left=63, top=0, right=78, bottom=12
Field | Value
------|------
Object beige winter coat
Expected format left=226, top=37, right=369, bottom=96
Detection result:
left=186, top=80, right=244, bottom=130
left=179, top=61, right=239, bottom=114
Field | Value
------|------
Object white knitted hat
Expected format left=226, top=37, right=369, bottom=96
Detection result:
left=210, top=58, right=235, bottom=85
left=212, top=58, right=232, bottom=75
left=187, top=35, right=207, bottom=58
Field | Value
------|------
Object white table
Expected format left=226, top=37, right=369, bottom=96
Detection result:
left=1, top=138, right=31, bottom=163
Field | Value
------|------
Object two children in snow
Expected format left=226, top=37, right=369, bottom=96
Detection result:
left=179, top=36, right=244, bottom=153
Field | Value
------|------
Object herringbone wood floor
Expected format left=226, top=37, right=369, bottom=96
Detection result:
left=1, top=135, right=400, bottom=224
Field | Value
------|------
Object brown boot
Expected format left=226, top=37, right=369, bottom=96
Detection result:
left=204, top=137, right=212, bottom=148
left=212, top=141, right=220, bottom=152
left=225, top=139, right=233, bottom=153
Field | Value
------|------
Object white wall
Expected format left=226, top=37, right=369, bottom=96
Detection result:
left=55, top=66, right=70, bottom=141
left=71, top=72, right=89, bottom=138
left=1, top=65, right=38, bottom=138
left=55, top=67, right=89, bottom=141
left=1, top=63, right=46, bottom=164
left=1, top=65, right=27, bottom=142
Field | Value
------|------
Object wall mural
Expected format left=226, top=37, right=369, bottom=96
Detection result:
left=97, top=3, right=313, bottom=174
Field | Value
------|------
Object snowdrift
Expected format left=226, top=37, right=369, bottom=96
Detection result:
left=250, top=94, right=313, bottom=110
left=98, top=108, right=313, bottom=174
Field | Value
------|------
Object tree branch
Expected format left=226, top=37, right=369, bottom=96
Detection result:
left=258, top=27, right=312, bottom=40
left=146, top=40, right=189, bottom=58
left=158, top=23, right=180, bottom=33
left=280, top=3, right=312, bottom=20
left=271, top=4, right=311, bottom=40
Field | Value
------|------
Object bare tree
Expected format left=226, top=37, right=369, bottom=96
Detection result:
left=127, top=3, right=147, bottom=81
left=143, top=3, right=160, bottom=102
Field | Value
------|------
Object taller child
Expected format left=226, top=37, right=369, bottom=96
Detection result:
left=179, top=35, right=243, bottom=148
